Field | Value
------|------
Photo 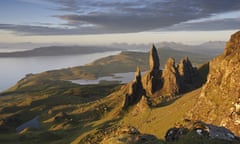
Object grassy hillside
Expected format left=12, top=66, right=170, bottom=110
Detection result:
left=0, top=78, right=124, bottom=144
left=0, top=75, right=200, bottom=144
left=122, top=89, right=200, bottom=139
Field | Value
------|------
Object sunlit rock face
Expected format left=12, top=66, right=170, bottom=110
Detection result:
left=161, top=57, right=182, bottom=96
left=142, top=44, right=162, bottom=96
left=190, top=31, right=240, bottom=136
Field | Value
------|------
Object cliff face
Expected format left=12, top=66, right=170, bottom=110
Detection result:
left=190, top=31, right=240, bottom=135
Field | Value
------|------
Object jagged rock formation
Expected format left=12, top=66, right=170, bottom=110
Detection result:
left=178, top=57, right=197, bottom=84
left=123, top=44, right=199, bottom=108
left=189, top=31, right=240, bottom=136
left=141, top=45, right=197, bottom=97
left=142, top=44, right=162, bottom=95
left=161, top=57, right=182, bottom=96
left=122, top=67, right=146, bottom=108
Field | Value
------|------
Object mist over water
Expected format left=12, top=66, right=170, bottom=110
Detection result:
left=0, top=51, right=120, bottom=92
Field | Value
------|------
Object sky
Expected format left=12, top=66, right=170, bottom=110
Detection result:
left=0, top=0, right=240, bottom=45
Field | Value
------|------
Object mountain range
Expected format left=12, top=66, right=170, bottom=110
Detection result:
left=0, top=41, right=224, bottom=57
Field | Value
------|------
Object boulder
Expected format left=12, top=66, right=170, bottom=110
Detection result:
left=193, top=121, right=237, bottom=141
left=165, top=127, right=189, bottom=142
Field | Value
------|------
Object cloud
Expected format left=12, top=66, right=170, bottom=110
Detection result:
left=1, top=0, right=240, bottom=35
left=158, top=18, right=240, bottom=31
left=0, top=24, right=104, bottom=35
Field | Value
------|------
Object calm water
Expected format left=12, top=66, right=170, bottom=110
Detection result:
left=71, top=72, right=146, bottom=85
left=71, top=72, right=136, bottom=85
left=0, top=51, right=120, bottom=92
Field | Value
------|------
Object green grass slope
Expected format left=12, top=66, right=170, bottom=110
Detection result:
left=122, top=89, right=200, bottom=139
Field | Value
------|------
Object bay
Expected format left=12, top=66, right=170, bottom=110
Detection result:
left=0, top=51, right=121, bottom=92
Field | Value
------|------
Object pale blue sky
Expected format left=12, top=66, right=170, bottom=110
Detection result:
left=0, top=0, right=240, bottom=45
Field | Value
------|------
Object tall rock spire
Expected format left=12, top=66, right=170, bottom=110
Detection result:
left=142, top=44, right=162, bottom=96
left=149, top=44, right=160, bottom=71
left=123, top=67, right=146, bottom=109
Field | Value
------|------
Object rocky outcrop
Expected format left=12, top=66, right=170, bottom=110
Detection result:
left=122, top=67, right=146, bottom=108
left=178, top=56, right=197, bottom=84
left=193, top=121, right=237, bottom=141
left=124, top=44, right=199, bottom=108
left=83, top=125, right=162, bottom=144
left=190, top=31, right=240, bottom=136
left=224, top=31, right=240, bottom=56
left=165, top=127, right=189, bottom=142
left=142, top=45, right=197, bottom=97
left=161, top=57, right=182, bottom=96
left=165, top=121, right=240, bottom=143
left=142, top=44, right=162, bottom=95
